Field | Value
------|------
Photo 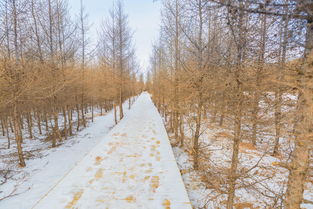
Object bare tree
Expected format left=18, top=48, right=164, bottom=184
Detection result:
left=98, top=0, right=134, bottom=121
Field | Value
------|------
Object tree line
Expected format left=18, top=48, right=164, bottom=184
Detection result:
left=148, top=0, right=313, bottom=208
left=0, top=0, right=142, bottom=167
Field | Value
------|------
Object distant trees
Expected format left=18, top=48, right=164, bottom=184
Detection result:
left=149, top=0, right=313, bottom=208
left=98, top=0, right=136, bottom=123
left=0, top=0, right=140, bottom=167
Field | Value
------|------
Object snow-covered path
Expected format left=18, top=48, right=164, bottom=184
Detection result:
left=32, top=93, right=191, bottom=209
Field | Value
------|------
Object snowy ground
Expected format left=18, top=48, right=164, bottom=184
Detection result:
left=153, top=92, right=313, bottom=208
left=0, top=100, right=133, bottom=209
left=169, top=119, right=313, bottom=209
left=6, top=93, right=191, bottom=209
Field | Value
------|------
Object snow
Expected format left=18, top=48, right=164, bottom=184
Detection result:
left=169, top=115, right=313, bottom=208
left=0, top=99, right=132, bottom=208
left=22, top=92, right=191, bottom=209
left=170, top=131, right=290, bottom=208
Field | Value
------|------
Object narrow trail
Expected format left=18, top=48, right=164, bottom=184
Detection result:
left=32, top=93, right=191, bottom=209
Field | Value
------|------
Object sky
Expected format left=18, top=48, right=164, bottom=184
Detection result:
left=68, top=0, right=162, bottom=72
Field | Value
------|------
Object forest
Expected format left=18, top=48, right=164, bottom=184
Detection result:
left=148, top=0, right=313, bottom=208
left=0, top=0, right=142, bottom=166
left=0, top=0, right=313, bottom=209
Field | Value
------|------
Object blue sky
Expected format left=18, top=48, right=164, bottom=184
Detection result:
left=68, top=0, right=162, bottom=71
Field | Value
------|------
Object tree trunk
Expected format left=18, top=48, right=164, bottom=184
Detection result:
left=284, top=139, right=310, bottom=209
left=62, top=106, right=68, bottom=140
left=5, top=117, right=10, bottom=149
left=273, top=13, right=288, bottom=156
left=114, top=102, right=117, bottom=125
left=193, top=91, right=202, bottom=170
left=19, top=114, right=24, bottom=130
left=52, top=108, right=61, bottom=147
left=273, top=90, right=282, bottom=156
left=68, top=106, right=73, bottom=136
left=284, top=65, right=312, bottom=209
left=169, top=111, right=174, bottom=132
left=119, top=86, right=124, bottom=120
left=1, top=117, right=6, bottom=136
left=284, top=18, right=313, bottom=209
left=9, top=116, right=14, bottom=133
left=91, top=100, right=94, bottom=122
left=26, top=112, right=33, bottom=139
left=44, top=111, right=49, bottom=132
left=13, top=103, right=26, bottom=167
left=36, top=111, right=42, bottom=135
left=76, top=103, right=80, bottom=131
left=81, top=102, right=86, bottom=127
left=251, top=90, right=259, bottom=145
left=226, top=81, right=243, bottom=209
left=179, top=114, right=184, bottom=147
left=252, top=10, right=267, bottom=146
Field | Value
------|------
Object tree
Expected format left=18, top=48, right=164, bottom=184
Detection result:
left=0, top=0, right=140, bottom=169
left=98, top=0, right=135, bottom=121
